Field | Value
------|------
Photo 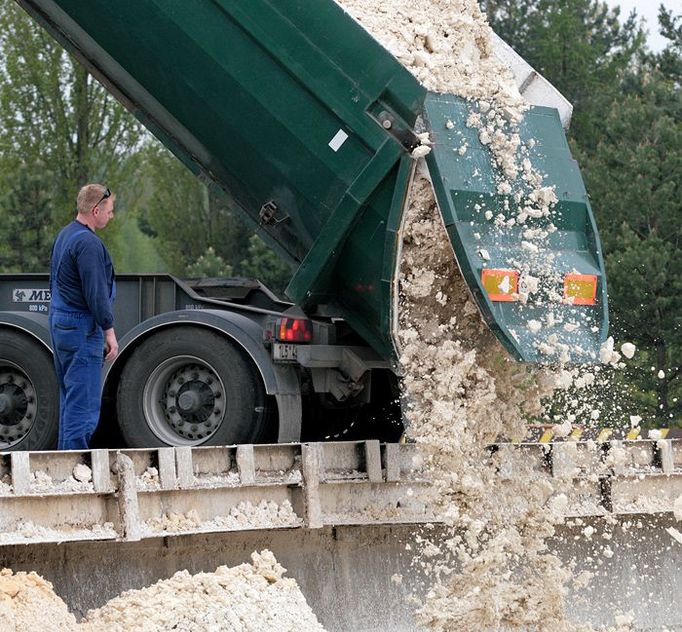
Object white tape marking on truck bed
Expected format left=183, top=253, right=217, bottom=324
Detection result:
left=329, top=129, right=348, bottom=152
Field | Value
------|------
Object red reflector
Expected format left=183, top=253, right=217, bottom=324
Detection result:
left=564, top=274, right=597, bottom=306
left=481, top=269, right=519, bottom=302
left=276, top=318, right=313, bottom=343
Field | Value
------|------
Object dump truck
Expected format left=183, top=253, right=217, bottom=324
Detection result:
left=0, top=0, right=607, bottom=453
left=2, top=3, right=680, bottom=631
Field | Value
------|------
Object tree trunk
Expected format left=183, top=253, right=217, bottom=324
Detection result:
left=73, top=65, right=91, bottom=189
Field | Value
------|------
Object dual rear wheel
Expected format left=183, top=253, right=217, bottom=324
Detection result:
left=116, top=327, right=272, bottom=447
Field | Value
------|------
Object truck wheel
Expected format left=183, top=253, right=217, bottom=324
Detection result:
left=0, top=330, right=59, bottom=451
left=117, top=327, right=269, bottom=447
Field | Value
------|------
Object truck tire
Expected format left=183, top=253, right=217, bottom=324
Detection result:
left=0, top=330, right=59, bottom=451
left=117, top=327, right=269, bottom=447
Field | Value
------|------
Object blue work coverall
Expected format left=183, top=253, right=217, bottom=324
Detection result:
left=49, top=221, right=116, bottom=450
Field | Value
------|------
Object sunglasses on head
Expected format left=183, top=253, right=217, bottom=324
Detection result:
left=94, top=187, right=111, bottom=209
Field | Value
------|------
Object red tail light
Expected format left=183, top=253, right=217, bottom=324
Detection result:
left=276, top=318, right=313, bottom=342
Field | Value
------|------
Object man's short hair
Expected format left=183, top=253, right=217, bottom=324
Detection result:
left=77, top=184, right=112, bottom=215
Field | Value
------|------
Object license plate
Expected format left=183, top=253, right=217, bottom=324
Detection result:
left=272, top=343, right=298, bottom=362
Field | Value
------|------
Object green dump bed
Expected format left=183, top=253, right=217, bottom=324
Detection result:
left=17, top=0, right=608, bottom=363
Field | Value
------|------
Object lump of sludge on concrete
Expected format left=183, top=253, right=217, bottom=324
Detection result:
left=73, top=463, right=93, bottom=483
left=0, top=568, right=78, bottom=632
left=80, top=550, right=326, bottom=632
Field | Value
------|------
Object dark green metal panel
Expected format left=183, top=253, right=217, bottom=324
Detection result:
left=424, top=93, right=608, bottom=362
left=301, top=155, right=416, bottom=359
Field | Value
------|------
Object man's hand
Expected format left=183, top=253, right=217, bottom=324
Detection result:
left=104, top=328, right=119, bottom=362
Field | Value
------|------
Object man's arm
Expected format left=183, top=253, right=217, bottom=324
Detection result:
left=104, top=328, right=119, bottom=361
left=75, top=238, right=117, bottom=362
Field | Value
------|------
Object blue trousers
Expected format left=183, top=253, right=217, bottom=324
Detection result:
left=49, top=310, right=104, bottom=450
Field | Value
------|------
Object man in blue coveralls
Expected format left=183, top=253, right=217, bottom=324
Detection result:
left=49, top=184, right=119, bottom=450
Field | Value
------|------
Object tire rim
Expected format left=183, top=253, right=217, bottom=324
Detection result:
left=142, top=355, right=227, bottom=446
left=0, top=362, right=38, bottom=449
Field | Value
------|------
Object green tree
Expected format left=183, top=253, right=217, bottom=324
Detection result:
left=186, top=246, right=233, bottom=278
left=240, top=234, right=293, bottom=297
left=0, top=162, right=55, bottom=271
left=0, top=3, right=145, bottom=227
left=580, top=75, right=681, bottom=422
left=482, top=0, right=646, bottom=148
left=655, top=5, right=682, bottom=81
left=137, top=145, right=253, bottom=276
left=113, top=209, right=167, bottom=273
left=0, top=2, right=163, bottom=273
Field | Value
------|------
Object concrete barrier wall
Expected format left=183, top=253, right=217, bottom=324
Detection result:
left=2, top=440, right=682, bottom=630
left=1, top=517, right=682, bottom=631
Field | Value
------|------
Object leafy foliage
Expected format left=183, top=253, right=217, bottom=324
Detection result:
left=656, top=5, right=682, bottom=81
left=114, top=210, right=167, bottom=273
left=186, top=246, right=233, bottom=278
left=581, top=76, right=681, bottom=421
left=0, top=3, right=159, bottom=272
left=134, top=144, right=291, bottom=289
left=482, top=0, right=646, bottom=148
left=0, top=162, right=54, bottom=271
left=239, top=235, right=293, bottom=297
left=135, top=145, right=253, bottom=276
left=0, top=3, right=145, bottom=224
